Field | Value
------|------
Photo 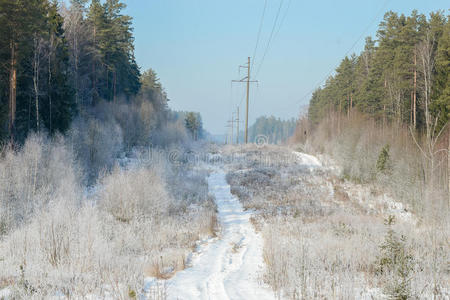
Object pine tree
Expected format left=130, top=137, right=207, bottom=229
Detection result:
left=307, top=10, right=448, bottom=135
left=432, top=15, right=450, bottom=132
left=6, top=0, right=48, bottom=141
left=86, top=0, right=140, bottom=104
left=0, top=0, right=46, bottom=141
left=41, top=0, right=76, bottom=135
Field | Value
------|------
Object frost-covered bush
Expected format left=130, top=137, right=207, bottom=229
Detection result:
left=262, top=215, right=383, bottom=299
left=99, top=167, right=170, bottom=223
left=0, top=201, right=144, bottom=299
left=225, top=145, right=450, bottom=299
left=150, top=119, right=189, bottom=148
left=0, top=134, right=80, bottom=234
left=304, top=112, right=447, bottom=215
left=0, top=132, right=217, bottom=298
left=111, top=101, right=154, bottom=151
left=68, top=115, right=123, bottom=183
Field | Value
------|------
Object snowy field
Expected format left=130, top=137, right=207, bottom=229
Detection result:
left=223, top=144, right=449, bottom=299
left=1, top=143, right=448, bottom=299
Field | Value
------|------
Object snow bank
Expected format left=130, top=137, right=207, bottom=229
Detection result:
left=293, top=151, right=322, bottom=168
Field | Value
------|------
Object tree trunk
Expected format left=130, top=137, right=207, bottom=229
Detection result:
left=49, top=35, right=53, bottom=134
left=74, top=32, right=79, bottom=106
left=113, top=71, right=117, bottom=104
left=413, top=50, right=417, bottom=129
left=9, top=40, right=17, bottom=142
left=92, top=25, right=96, bottom=105
left=350, top=93, right=353, bottom=116
left=33, top=34, right=41, bottom=132
left=347, top=94, right=350, bottom=119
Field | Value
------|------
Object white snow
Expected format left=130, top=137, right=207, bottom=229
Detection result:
left=143, top=168, right=275, bottom=300
left=293, top=151, right=322, bottom=168
left=0, top=288, right=11, bottom=299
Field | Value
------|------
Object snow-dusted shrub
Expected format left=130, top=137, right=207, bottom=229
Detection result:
left=0, top=201, right=144, bottom=299
left=111, top=101, right=154, bottom=151
left=225, top=145, right=449, bottom=299
left=150, top=119, right=189, bottom=148
left=68, top=115, right=123, bottom=183
left=0, top=130, right=216, bottom=298
left=0, top=134, right=80, bottom=234
left=305, top=112, right=447, bottom=215
left=262, top=215, right=384, bottom=299
left=99, top=167, right=170, bottom=223
left=96, top=148, right=217, bottom=279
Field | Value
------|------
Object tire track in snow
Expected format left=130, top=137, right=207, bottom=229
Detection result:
left=160, top=168, right=275, bottom=300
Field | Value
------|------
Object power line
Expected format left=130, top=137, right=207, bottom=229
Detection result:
left=273, top=0, right=292, bottom=43
left=251, top=0, right=268, bottom=73
left=294, top=0, right=391, bottom=106
left=254, top=0, right=285, bottom=78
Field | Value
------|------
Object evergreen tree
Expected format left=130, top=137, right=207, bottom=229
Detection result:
left=86, top=0, right=140, bottom=104
left=185, top=112, right=202, bottom=140
left=41, top=0, right=76, bottom=134
left=432, top=15, right=450, bottom=131
left=308, top=10, right=449, bottom=134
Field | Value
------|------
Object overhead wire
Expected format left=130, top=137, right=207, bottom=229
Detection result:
left=251, top=0, right=268, bottom=73
left=273, top=0, right=292, bottom=51
left=293, top=0, right=392, bottom=106
left=254, top=0, right=285, bottom=78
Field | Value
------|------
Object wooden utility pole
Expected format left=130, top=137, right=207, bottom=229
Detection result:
left=236, top=106, right=240, bottom=145
left=232, top=57, right=258, bottom=144
left=230, top=113, right=234, bottom=145
left=226, top=116, right=234, bottom=145
left=245, top=57, right=250, bottom=143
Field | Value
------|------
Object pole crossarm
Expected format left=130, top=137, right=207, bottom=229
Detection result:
left=232, top=79, right=258, bottom=83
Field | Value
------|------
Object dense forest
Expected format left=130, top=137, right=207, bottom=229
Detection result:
left=308, top=10, right=449, bottom=133
left=297, top=10, right=449, bottom=215
left=0, top=0, right=202, bottom=144
left=248, top=116, right=296, bottom=144
left=0, top=1, right=211, bottom=297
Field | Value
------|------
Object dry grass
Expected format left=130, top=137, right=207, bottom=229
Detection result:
left=295, top=112, right=449, bottom=217
left=0, top=135, right=217, bottom=299
left=224, top=144, right=449, bottom=299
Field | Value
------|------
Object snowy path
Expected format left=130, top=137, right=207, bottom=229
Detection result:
left=160, top=169, right=275, bottom=300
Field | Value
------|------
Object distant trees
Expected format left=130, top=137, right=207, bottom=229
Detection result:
left=308, top=11, right=449, bottom=134
left=184, top=112, right=203, bottom=141
left=248, top=116, right=296, bottom=144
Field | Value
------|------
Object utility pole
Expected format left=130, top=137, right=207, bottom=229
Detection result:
left=245, top=57, right=250, bottom=143
left=230, top=113, right=234, bottom=145
left=232, top=57, right=258, bottom=144
left=236, top=106, right=240, bottom=144
left=226, top=115, right=234, bottom=145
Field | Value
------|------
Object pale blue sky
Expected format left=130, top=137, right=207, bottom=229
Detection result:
left=121, top=0, right=448, bottom=134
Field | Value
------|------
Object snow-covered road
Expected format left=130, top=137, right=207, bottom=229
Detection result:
left=161, top=169, right=275, bottom=300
